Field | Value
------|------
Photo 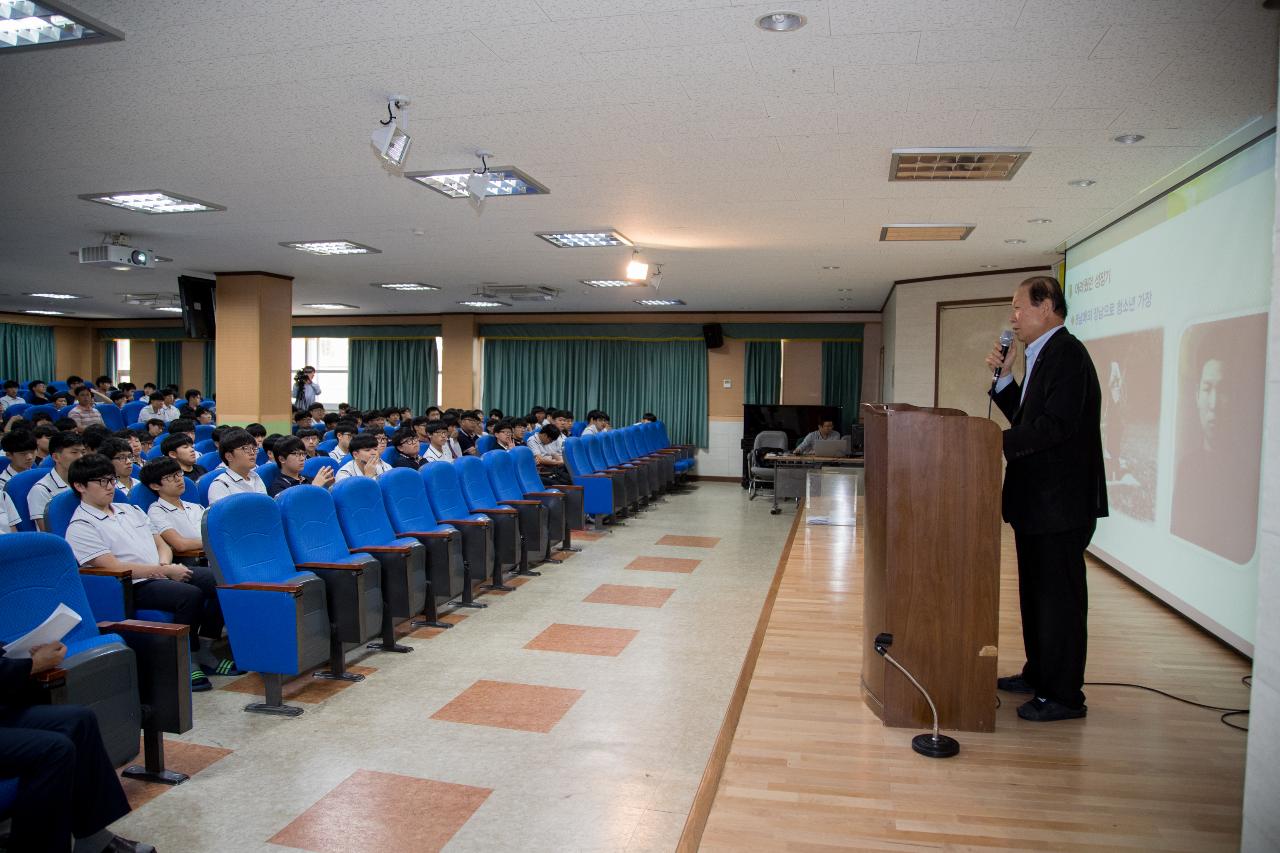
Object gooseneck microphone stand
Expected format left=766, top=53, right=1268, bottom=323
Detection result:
left=873, top=632, right=960, bottom=758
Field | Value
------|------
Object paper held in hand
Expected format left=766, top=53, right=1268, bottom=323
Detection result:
left=2, top=603, right=81, bottom=659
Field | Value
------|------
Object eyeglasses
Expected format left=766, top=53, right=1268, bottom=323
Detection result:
left=88, top=476, right=117, bottom=490
left=111, top=455, right=132, bottom=463
left=236, top=445, right=258, bottom=455
left=160, top=473, right=185, bottom=484
left=287, top=450, right=307, bottom=459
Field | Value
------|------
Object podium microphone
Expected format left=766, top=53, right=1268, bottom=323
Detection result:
left=874, top=632, right=960, bottom=758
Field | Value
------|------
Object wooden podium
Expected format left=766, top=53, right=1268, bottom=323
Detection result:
left=860, top=402, right=1003, bottom=732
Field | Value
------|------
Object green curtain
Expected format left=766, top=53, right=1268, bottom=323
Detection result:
left=155, top=341, right=182, bottom=389
left=349, top=338, right=437, bottom=415
left=743, top=341, right=781, bottom=405
left=482, top=338, right=708, bottom=448
left=102, top=340, right=117, bottom=384
left=0, top=322, right=55, bottom=383
left=202, top=340, right=215, bottom=396
left=821, top=341, right=863, bottom=434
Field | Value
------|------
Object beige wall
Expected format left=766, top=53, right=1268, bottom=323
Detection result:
left=53, top=326, right=97, bottom=380
left=707, top=337, right=744, bottom=419
left=880, top=271, right=1046, bottom=406
left=180, top=341, right=204, bottom=392
left=130, top=343, right=157, bottom=389
left=440, top=314, right=478, bottom=408
left=780, top=340, right=822, bottom=405
left=215, top=273, right=293, bottom=431
left=1241, top=59, right=1280, bottom=851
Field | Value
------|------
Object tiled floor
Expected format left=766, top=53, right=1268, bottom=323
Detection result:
left=110, top=482, right=792, bottom=852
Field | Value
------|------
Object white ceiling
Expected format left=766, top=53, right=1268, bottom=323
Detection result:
left=0, top=0, right=1275, bottom=319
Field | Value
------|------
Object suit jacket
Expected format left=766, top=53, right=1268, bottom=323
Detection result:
left=991, top=327, right=1108, bottom=535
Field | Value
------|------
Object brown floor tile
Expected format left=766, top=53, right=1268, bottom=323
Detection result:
left=268, top=769, right=491, bottom=853
left=573, top=529, right=607, bottom=541
left=657, top=534, right=721, bottom=548
left=625, top=555, right=701, bottom=574
left=219, top=664, right=376, bottom=704
left=120, top=739, right=232, bottom=809
left=482, top=575, right=531, bottom=596
left=524, top=623, right=639, bottom=657
left=583, top=583, right=676, bottom=608
left=402, top=610, right=471, bottom=639
left=430, top=679, right=584, bottom=733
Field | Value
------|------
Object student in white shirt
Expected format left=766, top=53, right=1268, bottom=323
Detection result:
left=141, top=457, right=206, bottom=553
left=0, top=489, right=19, bottom=533
left=28, top=432, right=87, bottom=530
left=329, top=421, right=357, bottom=462
left=142, top=392, right=169, bottom=423
left=0, top=430, right=38, bottom=490
left=334, top=433, right=391, bottom=481
left=443, top=415, right=464, bottom=460
left=582, top=410, right=610, bottom=436
left=158, top=390, right=182, bottom=423
left=420, top=421, right=452, bottom=464
left=99, top=437, right=137, bottom=494
left=206, top=428, right=269, bottom=505
left=0, top=380, right=24, bottom=412
left=68, top=385, right=105, bottom=432
left=66, top=454, right=237, bottom=691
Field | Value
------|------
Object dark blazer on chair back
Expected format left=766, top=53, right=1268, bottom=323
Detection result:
left=991, top=326, right=1108, bottom=535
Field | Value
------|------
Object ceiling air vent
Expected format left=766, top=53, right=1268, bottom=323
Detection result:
left=890, top=148, right=1030, bottom=181
left=479, top=285, right=561, bottom=303
left=879, top=224, right=975, bottom=242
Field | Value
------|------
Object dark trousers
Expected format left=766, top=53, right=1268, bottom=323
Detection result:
left=1013, top=522, right=1094, bottom=708
left=134, top=565, right=223, bottom=651
left=0, top=704, right=131, bottom=853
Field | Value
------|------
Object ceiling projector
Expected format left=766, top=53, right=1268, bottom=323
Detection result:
left=79, top=243, right=157, bottom=269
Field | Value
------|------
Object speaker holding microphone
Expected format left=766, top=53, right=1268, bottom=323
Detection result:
left=702, top=323, right=724, bottom=349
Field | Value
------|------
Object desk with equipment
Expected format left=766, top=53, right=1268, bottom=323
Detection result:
left=763, top=445, right=864, bottom=514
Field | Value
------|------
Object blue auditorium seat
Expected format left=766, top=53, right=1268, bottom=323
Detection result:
left=563, top=437, right=625, bottom=522
left=302, top=456, right=339, bottom=480
left=421, top=463, right=511, bottom=593
left=454, top=457, right=529, bottom=577
left=483, top=449, right=563, bottom=560
left=378, top=468, right=471, bottom=610
left=511, top=445, right=586, bottom=535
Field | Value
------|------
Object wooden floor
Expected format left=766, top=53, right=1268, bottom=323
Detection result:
left=696, top=473, right=1252, bottom=852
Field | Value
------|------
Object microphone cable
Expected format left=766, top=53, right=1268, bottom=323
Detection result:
left=994, top=676, right=1251, bottom=730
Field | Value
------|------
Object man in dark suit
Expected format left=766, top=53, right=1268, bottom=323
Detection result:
left=986, top=275, right=1108, bottom=722
left=0, top=642, right=155, bottom=852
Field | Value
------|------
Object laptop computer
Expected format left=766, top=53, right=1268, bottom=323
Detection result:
left=812, top=437, right=851, bottom=457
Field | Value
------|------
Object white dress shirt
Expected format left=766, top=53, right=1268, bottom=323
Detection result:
left=0, top=491, right=19, bottom=532
left=27, top=469, right=69, bottom=522
left=334, top=458, right=392, bottom=481
left=207, top=468, right=268, bottom=505
left=148, top=497, right=206, bottom=541
left=66, top=502, right=159, bottom=578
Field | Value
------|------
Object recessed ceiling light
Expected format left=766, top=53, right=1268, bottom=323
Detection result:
left=1004, top=238, right=1027, bottom=244
left=79, top=190, right=224, bottom=214
left=822, top=265, right=841, bottom=270
left=756, top=11, right=806, bottom=32
left=303, top=303, right=359, bottom=310
left=406, top=166, right=548, bottom=199
left=154, top=306, right=183, bottom=313
left=536, top=230, right=632, bottom=248
left=880, top=224, right=975, bottom=241
left=26, top=292, right=82, bottom=299
left=1068, top=179, right=1096, bottom=187
left=280, top=241, right=381, bottom=255
left=1113, top=134, right=1145, bottom=144
left=979, top=264, right=999, bottom=269
left=581, top=279, right=645, bottom=288
left=458, top=299, right=511, bottom=308
left=24, top=309, right=65, bottom=315
left=891, top=148, right=1030, bottom=182
left=0, top=0, right=122, bottom=52
left=635, top=299, right=685, bottom=306
left=371, top=282, right=439, bottom=292
left=837, top=288, right=853, bottom=292
left=1027, top=218, right=1052, bottom=224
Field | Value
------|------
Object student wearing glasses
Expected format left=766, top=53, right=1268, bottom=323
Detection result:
left=330, top=421, right=357, bottom=462
left=267, top=436, right=334, bottom=496
left=142, top=458, right=205, bottom=554
left=421, top=421, right=452, bottom=464
left=334, top=433, right=391, bottom=481
left=66, top=454, right=239, bottom=692
left=206, top=429, right=269, bottom=505
left=388, top=428, right=423, bottom=470
left=161, top=433, right=208, bottom=481
left=99, top=437, right=138, bottom=493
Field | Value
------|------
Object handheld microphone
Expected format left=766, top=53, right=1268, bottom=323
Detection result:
left=991, top=329, right=1015, bottom=389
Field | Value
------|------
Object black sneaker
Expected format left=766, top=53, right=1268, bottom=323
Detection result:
left=1017, top=696, right=1087, bottom=722
left=190, top=670, right=212, bottom=692
left=997, top=674, right=1035, bottom=693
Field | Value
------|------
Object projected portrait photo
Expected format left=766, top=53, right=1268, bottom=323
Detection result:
left=1084, top=329, right=1163, bottom=522
left=1171, top=314, right=1268, bottom=564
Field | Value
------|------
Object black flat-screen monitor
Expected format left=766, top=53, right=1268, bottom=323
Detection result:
left=743, top=404, right=843, bottom=448
left=178, top=276, right=216, bottom=339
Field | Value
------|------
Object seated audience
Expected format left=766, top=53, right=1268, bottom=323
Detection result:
left=145, top=418, right=166, bottom=438
left=162, top=433, right=207, bottom=480
left=442, top=413, right=463, bottom=459
left=457, top=410, right=483, bottom=455
left=0, top=430, right=38, bottom=488
left=388, top=428, right=422, bottom=469
left=207, top=428, right=268, bottom=504
left=195, top=407, right=215, bottom=426
left=90, top=375, right=115, bottom=403
left=109, top=389, right=129, bottom=409
left=0, top=379, right=23, bottom=411
left=66, top=453, right=237, bottom=692
left=99, top=437, right=137, bottom=492
left=178, top=389, right=203, bottom=418
left=167, top=418, right=196, bottom=440
left=421, top=421, right=452, bottom=464
left=296, top=427, right=321, bottom=457
left=32, top=423, right=57, bottom=463
left=493, top=419, right=517, bottom=450
left=292, top=410, right=314, bottom=433
left=334, top=433, right=391, bottom=481
left=582, top=410, right=610, bottom=436
left=330, top=421, right=357, bottom=461
left=267, top=435, right=334, bottom=496
left=142, top=457, right=205, bottom=555
left=26, top=379, right=52, bottom=405
left=28, top=431, right=86, bottom=530
left=530, top=424, right=570, bottom=485
left=245, top=423, right=267, bottom=447
left=142, top=392, right=171, bottom=424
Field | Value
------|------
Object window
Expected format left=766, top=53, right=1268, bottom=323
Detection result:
left=116, top=339, right=131, bottom=385
left=291, top=337, right=349, bottom=409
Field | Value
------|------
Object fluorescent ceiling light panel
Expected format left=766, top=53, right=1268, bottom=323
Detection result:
left=625, top=258, right=650, bottom=281
left=879, top=224, right=975, bottom=242
left=536, top=230, right=632, bottom=248
left=581, top=279, right=645, bottom=288
left=26, top=291, right=82, bottom=299
left=78, top=190, right=225, bottom=214
left=24, top=308, right=65, bottom=315
left=635, top=299, right=684, bottom=306
left=372, top=282, right=439, bottom=291
left=458, top=300, right=510, bottom=308
left=154, top=306, right=182, bottom=312
left=280, top=241, right=381, bottom=255
left=406, top=166, right=549, bottom=199
left=303, top=303, right=359, bottom=310
left=371, top=122, right=411, bottom=167
left=890, top=148, right=1030, bottom=181
left=0, top=0, right=122, bottom=52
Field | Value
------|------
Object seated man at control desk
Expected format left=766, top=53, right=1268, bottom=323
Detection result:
left=793, top=419, right=840, bottom=455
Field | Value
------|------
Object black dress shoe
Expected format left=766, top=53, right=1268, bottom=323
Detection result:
left=1017, top=697, right=1087, bottom=722
left=104, top=835, right=156, bottom=853
left=996, top=674, right=1034, bottom=693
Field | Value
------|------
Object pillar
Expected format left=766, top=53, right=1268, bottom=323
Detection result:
left=440, top=314, right=478, bottom=408
left=214, top=272, right=293, bottom=431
